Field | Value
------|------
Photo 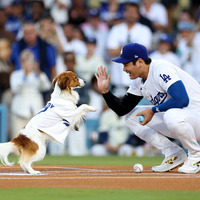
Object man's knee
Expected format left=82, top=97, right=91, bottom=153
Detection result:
left=164, top=109, right=187, bottom=136
left=124, top=108, right=147, bottom=139
left=125, top=106, right=147, bottom=125
left=125, top=109, right=139, bottom=132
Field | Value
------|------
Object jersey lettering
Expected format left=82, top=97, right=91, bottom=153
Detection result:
left=63, top=119, right=70, bottom=127
left=159, top=74, right=171, bottom=83
left=37, top=102, right=54, bottom=115
left=150, top=92, right=167, bottom=105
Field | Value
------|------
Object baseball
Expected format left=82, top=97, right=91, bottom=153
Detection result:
left=133, top=163, right=143, bottom=173
left=139, top=115, right=145, bottom=123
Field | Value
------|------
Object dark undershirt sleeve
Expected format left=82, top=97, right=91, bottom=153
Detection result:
left=102, top=91, right=143, bottom=116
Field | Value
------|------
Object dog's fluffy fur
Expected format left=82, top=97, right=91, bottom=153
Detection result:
left=0, top=71, right=97, bottom=174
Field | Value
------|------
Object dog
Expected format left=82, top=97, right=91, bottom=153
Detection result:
left=0, top=71, right=97, bottom=174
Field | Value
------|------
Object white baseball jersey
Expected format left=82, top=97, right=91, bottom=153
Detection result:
left=22, top=97, right=77, bottom=144
left=127, top=59, right=200, bottom=112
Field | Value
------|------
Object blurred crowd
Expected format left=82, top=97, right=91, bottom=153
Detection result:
left=0, top=0, right=200, bottom=156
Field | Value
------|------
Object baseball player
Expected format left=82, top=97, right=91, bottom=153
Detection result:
left=95, top=43, right=200, bottom=174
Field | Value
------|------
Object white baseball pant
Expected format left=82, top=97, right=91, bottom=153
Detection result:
left=125, top=106, right=200, bottom=159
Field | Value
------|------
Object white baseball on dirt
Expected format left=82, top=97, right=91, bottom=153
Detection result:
left=133, top=163, right=143, bottom=173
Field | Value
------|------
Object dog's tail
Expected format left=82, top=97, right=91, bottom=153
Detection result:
left=0, top=142, right=17, bottom=166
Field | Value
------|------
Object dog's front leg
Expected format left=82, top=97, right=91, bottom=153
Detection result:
left=71, top=104, right=97, bottom=131
left=77, top=104, right=97, bottom=113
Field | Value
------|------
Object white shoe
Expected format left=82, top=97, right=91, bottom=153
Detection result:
left=178, top=158, right=200, bottom=174
left=152, top=150, right=187, bottom=172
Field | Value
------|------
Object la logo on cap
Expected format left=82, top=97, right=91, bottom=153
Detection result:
left=135, top=55, right=138, bottom=58
left=120, top=48, right=123, bottom=55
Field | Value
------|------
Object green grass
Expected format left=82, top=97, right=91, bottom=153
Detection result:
left=2, top=155, right=200, bottom=200
left=38, top=155, right=164, bottom=166
left=0, top=188, right=200, bottom=200
left=8, top=154, right=164, bottom=166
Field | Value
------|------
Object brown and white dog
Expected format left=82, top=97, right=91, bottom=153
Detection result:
left=0, top=71, right=97, bottom=174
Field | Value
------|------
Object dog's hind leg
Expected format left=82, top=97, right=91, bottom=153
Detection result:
left=20, top=161, right=41, bottom=175
left=19, top=142, right=46, bottom=175
left=19, top=153, right=42, bottom=174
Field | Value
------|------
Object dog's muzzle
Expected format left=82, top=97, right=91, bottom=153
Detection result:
left=79, top=78, right=85, bottom=87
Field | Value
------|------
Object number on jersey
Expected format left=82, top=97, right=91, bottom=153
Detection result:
left=37, top=102, right=54, bottom=115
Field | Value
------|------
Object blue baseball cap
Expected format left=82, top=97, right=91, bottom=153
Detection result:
left=112, top=43, right=148, bottom=63
left=88, top=8, right=100, bottom=17
left=85, top=37, right=97, bottom=44
left=126, top=0, right=141, bottom=4
left=177, top=21, right=194, bottom=31
left=159, top=33, right=172, bottom=44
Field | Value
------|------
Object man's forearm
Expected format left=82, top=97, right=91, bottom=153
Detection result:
left=102, top=91, right=143, bottom=116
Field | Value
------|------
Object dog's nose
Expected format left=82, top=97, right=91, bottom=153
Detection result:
left=84, top=80, right=86, bottom=84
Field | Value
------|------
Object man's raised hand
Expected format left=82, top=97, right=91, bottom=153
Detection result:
left=95, top=66, right=110, bottom=94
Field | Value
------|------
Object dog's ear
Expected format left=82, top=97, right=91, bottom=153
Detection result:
left=52, top=76, right=59, bottom=88
left=52, top=74, right=68, bottom=89
left=57, top=76, right=72, bottom=92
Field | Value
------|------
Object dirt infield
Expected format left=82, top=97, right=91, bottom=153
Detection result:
left=0, top=165, right=199, bottom=190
